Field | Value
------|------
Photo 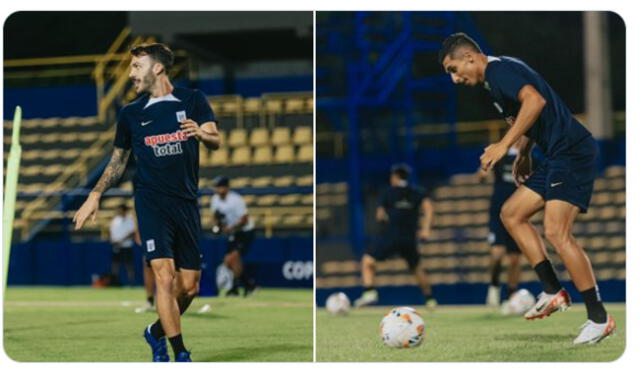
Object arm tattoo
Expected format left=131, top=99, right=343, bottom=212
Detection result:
left=92, top=148, right=131, bottom=194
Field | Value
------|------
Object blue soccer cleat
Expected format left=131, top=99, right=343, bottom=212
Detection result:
left=143, top=325, right=170, bottom=362
left=175, top=351, right=192, bottom=362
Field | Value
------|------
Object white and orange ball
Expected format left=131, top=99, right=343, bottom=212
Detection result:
left=379, top=307, right=425, bottom=348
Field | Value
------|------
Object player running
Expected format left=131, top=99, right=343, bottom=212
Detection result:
left=354, top=164, right=437, bottom=309
left=479, top=141, right=522, bottom=307
left=439, top=33, right=615, bottom=344
left=73, top=43, right=220, bottom=361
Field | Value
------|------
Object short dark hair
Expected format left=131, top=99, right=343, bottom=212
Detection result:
left=438, top=32, right=482, bottom=65
left=130, top=43, right=174, bottom=74
left=391, top=163, right=412, bottom=180
left=213, top=175, right=230, bottom=188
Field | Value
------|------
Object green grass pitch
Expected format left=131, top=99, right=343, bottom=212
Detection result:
left=316, top=303, right=625, bottom=362
left=4, top=286, right=313, bottom=362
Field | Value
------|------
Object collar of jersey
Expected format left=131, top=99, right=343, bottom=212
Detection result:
left=487, top=55, right=501, bottom=63
left=144, top=93, right=181, bottom=109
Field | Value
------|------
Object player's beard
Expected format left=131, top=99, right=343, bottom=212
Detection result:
left=140, top=70, right=157, bottom=94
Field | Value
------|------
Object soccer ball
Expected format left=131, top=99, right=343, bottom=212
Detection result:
left=326, top=292, right=350, bottom=315
left=379, top=307, right=425, bottom=348
left=501, top=289, right=536, bottom=315
left=326, top=292, right=351, bottom=315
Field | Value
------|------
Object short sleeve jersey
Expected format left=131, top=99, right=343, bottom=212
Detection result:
left=210, top=191, right=255, bottom=232
left=378, top=185, right=428, bottom=238
left=484, top=56, right=592, bottom=158
left=113, top=87, right=215, bottom=200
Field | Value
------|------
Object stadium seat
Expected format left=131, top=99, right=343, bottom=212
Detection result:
left=230, top=146, right=251, bottom=165
left=271, top=127, right=291, bottom=146
left=274, top=175, right=294, bottom=187
left=228, top=129, right=247, bottom=147
left=249, top=128, right=270, bottom=147
left=230, top=177, right=250, bottom=188
left=279, top=194, right=301, bottom=205
left=292, top=126, right=312, bottom=145
left=274, top=145, right=294, bottom=163
left=257, top=194, right=278, bottom=206
left=251, top=176, right=272, bottom=188
left=296, top=175, right=313, bottom=186
left=297, top=144, right=313, bottom=162
left=243, top=97, right=262, bottom=115
left=252, top=145, right=273, bottom=164
left=285, top=98, right=305, bottom=113
left=264, top=99, right=282, bottom=114
left=210, top=148, right=229, bottom=166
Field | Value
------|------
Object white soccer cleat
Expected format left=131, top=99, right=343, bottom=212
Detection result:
left=573, top=315, right=616, bottom=345
left=134, top=303, right=156, bottom=313
left=354, top=289, right=379, bottom=307
left=197, top=304, right=212, bottom=314
left=524, top=289, right=571, bottom=320
left=486, top=285, right=501, bottom=307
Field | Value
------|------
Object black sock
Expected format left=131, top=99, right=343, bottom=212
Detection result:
left=581, top=286, right=607, bottom=323
left=147, top=296, right=154, bottom=306
left=168, top=334, right=187, bottom=356
left=425, top=294, right=434, bottom=301
left=533, top=260, right=562, bottom=294
left=364, top=286, right=375, bottom=292
left=507, top=286, right=517, bottom=299
left=149, top=293, right=196, bottom=339
left=150, top=320, right=164, bottom=339
left=490, top=261, right=502, bottom=286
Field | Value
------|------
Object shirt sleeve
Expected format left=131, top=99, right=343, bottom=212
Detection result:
left=113, top=108, right=132, bottom=149
left=210, top=195, right=218, bottom=211
left=234, top=194, right=248, bottom=216
left=193, top=90, right=216, bottom=126
left=491, top=63, right=531, bottom=102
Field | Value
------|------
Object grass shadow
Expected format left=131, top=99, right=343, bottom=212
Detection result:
left=198, top=343, right=312, bottom=362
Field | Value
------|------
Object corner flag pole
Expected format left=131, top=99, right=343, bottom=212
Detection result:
left=3, top=106, right=22, bottom=291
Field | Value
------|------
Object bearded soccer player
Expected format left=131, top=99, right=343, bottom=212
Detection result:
left=438, top=33, right=615, bottom=344
left=74, top=43, right=220, bottom=361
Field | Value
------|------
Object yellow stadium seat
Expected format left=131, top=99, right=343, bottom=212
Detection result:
left=305, top=97, right=314, bottom=112
left=228, top=129, right=247, bottom=147
left=264, top=99, right=282, bottom=114
left=243, top=98, right=262, bottom=114
left=77, top=132, right=99, bottom=142
left=271, top=127, right=291, bottom=146
left=285, top=98, right=305, bottom=113
left=273, top=175, right=294, bottom=187
left=279, top=194, right=301, bottom=205
left=252, top=176, right=272, bottom=188
left=274, top=145, right=294, bottom=163
left=257, top=195, right=278, bottom=206
left=40, top=133, right=61, bottom=144
left=230, top=177, right=250, bottom=188
left=217, top=130, right=226, bottom=148
left=249, top=128, right=270, bottom=147
left=230, top=146, right=251, bottom=166
left=292, top=126, right=312, bottom=145
left=301, top=194, right=313, bottom=205
left=210, top=148, right=229, bottom=166
left=252, top=145, right=273, bottom=164
left=297, top=144, right=313, bottom=162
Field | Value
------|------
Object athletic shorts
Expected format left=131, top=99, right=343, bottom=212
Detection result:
left=366, top=235, right=420, bottom=270
left=524, top=136, right=597, bottom=213
left=227, top=229, right=255, bottom=256
left=135, top=190, right=202, bottom=270
left=488, top=209, right=520, bottom=254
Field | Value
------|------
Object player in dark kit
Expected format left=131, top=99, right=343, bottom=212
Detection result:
left=73, top=43, right=220, bottom=361
left=479, top=140, right=523, bottom=307
left=439, top=33, right=615, bottom=344
left=354, top=164, right=436, bottom=309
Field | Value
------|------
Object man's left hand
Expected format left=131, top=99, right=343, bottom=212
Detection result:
left=180, top=119, right=203, bottom=140
left=480, top=142, right=509, bottom=171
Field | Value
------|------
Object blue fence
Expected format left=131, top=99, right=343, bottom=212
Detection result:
left=8, top=236, right=313, bottom=296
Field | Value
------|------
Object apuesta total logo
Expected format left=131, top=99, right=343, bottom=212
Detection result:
left=144, top=130, right=189, bottom=157
left=282, top=261, right=313, bottom=280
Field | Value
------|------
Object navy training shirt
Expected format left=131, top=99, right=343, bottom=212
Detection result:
left=378, top=185, right=428, bottom=239
left=113, top=87, right=216, bottom=200
left=484, top=56, right=592, bottom=158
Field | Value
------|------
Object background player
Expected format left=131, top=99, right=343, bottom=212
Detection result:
left=210, top=176, right=257, bottom=296
left=354, top=164, right=436, bottom=309
left=73, top=43, right=220, bottom=361
left=439, top=32, right=615, bottom=344
left=478, top=140, right=522, bottom=307
left=108, top=204, right=136, bottom=286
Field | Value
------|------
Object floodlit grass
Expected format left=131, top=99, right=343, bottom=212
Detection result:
left=4, top=286, right=313, bottom=362
left=316, top=303, right=625, bottom=362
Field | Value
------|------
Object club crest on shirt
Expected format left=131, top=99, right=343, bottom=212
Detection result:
left=176, top=110, right=187, bottom=122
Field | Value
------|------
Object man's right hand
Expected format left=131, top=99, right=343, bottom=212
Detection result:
left=512, top=154, right=533, bottom=186
left=73, top=191, right=101, bottom=230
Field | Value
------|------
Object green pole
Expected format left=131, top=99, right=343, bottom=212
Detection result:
left=4, top=106, right=22, bottom=291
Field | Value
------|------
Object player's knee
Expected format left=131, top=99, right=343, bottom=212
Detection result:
left=491, top=246, right=505, bottom=259
left=544, top=224, right=571, bottom=249
left=500, top=204, right=518, bottom=229
left=184, top=280, right=199, bottom=297
left=154, top=271, right=174, bottom=290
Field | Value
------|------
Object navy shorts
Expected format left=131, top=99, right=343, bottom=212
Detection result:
left=524, top=136, right=597, bottom=213
left=366, top=235, right=420, bottom=270
left=488, top=208, right=520, bottom=254
left=135, top=190, right=202, bottom=270
left=227, top=230, right=255, bottom=256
